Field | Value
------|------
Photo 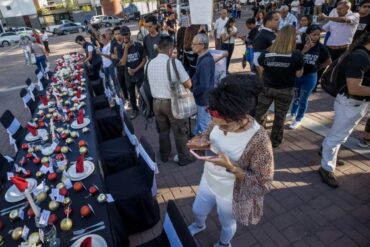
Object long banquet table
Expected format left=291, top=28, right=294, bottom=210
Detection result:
left=0, top=53, right=117, bottom=246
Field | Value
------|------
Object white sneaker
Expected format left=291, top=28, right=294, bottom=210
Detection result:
left=187, top=222, right=206, bottom=236
left=173, top=154, right=179, bottom=162
left=213, top=242, right=232, bottom=247
left=289, top=120, right=302, bottom=129
left=286, top=113, right=296, bottom=122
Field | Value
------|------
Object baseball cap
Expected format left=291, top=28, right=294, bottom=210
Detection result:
left=120, top=26, right=131, bottom=35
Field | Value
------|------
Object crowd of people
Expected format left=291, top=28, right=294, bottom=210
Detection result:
left=68, top=1, right=370, bottom=246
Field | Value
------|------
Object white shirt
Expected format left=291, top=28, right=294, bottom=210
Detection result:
left=323, top=11, right=359, bottom=46
left=315, top=0, right=324, bottom=5
left=291, top=0, right=301, bottom=12
left=147, top=54, right=189, bottom=99
left=279, top=13, right=298, bottom=30
left=214, top=17, right=229, bottom=39
left=220, top=26, right=238, bottom=44
left=203, top=120, right=260, bottom=201
left=41, top=33, right=48, bottom=42
left=101, top=43, right=112, bottom=68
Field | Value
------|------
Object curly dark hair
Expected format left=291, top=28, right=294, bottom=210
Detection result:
left=208, top=74, right=262, bottom=121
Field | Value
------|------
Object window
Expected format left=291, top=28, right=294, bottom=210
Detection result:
left=6, top=6, right=11, bottom=10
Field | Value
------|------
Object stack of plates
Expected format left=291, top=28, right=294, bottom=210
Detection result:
left=66, top=161, right=95, bottom=181
left=71, top=234, right=107, bottom=247
left=5, top=178, right=37, bottom=203
left=71, top=118, right=91, bottom=129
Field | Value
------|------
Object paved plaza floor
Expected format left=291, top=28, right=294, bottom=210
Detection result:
left=0, top=8, right=369, bottom=247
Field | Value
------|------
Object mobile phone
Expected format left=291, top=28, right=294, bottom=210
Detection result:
left=190, top=149, right=218, bottom=160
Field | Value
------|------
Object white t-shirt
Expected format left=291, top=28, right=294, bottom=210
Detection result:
left=315, top=0, right=324, bottom=6
left=101, top=43, right=112, bottom=68
left=214, top=17, right=229, bottom=39
left=203, top=120, right=260, bottom=202
left=323, top=11, right=359, bottom=46
left=220, top=26, right=238, bottom=44
left=41, top=33, right=48, bottom=42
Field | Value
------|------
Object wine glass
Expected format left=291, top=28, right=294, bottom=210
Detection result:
left=42, top=224, right=61, bottom=247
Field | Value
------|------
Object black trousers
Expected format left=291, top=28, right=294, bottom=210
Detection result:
left=327, top=47, right=347, bottom=61
left=116, top=66, right=129, bottom=100
left=43, top=41, right=50, bottom=53
left=126, top=79, right=142, bottom=111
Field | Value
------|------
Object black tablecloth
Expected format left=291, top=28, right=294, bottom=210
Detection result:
left=0, top=73, right=127, bottom=246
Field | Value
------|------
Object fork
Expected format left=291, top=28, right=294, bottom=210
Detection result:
left=70, top=225, right=106, bottom=241
left=72, top=221, right=104, bottom=235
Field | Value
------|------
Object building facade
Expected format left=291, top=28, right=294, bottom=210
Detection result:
left=0, top=0, right=40, bottom=28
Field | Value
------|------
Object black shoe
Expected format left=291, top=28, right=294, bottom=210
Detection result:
left=130, top=110, right=138, bottom=120
left=178, top=156, right=196, bottom=166
left=160, top=154, right=170, bottom=163
left=318, top=167, right=338, bottom=188
left=318, top=147, right=345, bottom=166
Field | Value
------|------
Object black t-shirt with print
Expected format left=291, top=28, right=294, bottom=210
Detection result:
left=253, top=29, right=276, bottom=52
left=353, top=14, right=370, bottom=42
left=124, top=42, right=145, bottom=82
left=258, top=50, right=304, bottom=88
left=338, top=47, right=370, bottom=100
left=297, top=42, right=330, bottom=75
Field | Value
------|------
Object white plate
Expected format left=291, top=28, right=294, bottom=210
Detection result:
left=25, top=129, right=47, bottom=142
left=5, top=178, right=37, bottom=203
left=71, top=118, right=90, bottom=129
left=67, top=161, right=95, bottom=181
left=71, top=95, right=86, bottom=101
left=71, top=234, right=107, bottom=247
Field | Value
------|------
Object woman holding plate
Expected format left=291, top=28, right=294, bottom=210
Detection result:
left=187, top=75, right=274, bottom=247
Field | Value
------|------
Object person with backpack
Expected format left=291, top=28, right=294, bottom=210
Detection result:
left=289, top=25, right=332, bottom=129
left=320, top=32, right=370, bottom=188
left=120, top=26, right=147, bottom=119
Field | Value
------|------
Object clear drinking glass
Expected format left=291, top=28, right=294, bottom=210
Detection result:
left=43, top=224, right=61, bottom=247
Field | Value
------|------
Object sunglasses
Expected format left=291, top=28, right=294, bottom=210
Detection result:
left=206, top=107, right=225, bottom=119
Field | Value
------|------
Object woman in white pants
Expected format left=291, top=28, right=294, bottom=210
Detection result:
left=187, top=75, right=274, bottom=247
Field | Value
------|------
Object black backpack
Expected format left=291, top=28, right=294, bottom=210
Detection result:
left=139, top=60, right=154, bottom=120
left=320, top=49, right=369, bottom=97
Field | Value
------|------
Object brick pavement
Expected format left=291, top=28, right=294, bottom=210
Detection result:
left=0, top=7, right=369, bottom=247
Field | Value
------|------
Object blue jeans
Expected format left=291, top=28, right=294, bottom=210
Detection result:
left=193, top=105, right=211, bottom=135
left=36, top=55, right=46, bottom=71
left=291, top=72, right=317, bottom=121
left=103, top=64, right=116, bottom=92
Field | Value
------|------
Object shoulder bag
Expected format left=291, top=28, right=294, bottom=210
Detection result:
left=166, top=58, right=197, bottom=119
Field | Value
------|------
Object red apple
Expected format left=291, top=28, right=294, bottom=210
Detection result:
left=27, top=208, right=35, bottom=218
left=21, top=143, right=29, bottom=150
left=56, top=153, right=64, bottom=161
left=48, top=173, right=57, bottom=181
left=89, top=186, right=98, bottom=195
left=80, top=205, right=91, bottom=218
left=0, top=219, right=4, bottom=230
left=33, top=157, right=41, bottom=164
left=60, top=133, right=68, bottom=139
left=55, top=146, right=62, bottom=153
left=26, top=153, right=33, bottom=160
left=38, top=121, right=45, bottom=128
left=59, top=187, right=68, bottom=196
left=73, top=182, right=83, bottom=192
left=48, top=214, right=58, bottom=225
left=78, top=140, right=86, bottom=147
